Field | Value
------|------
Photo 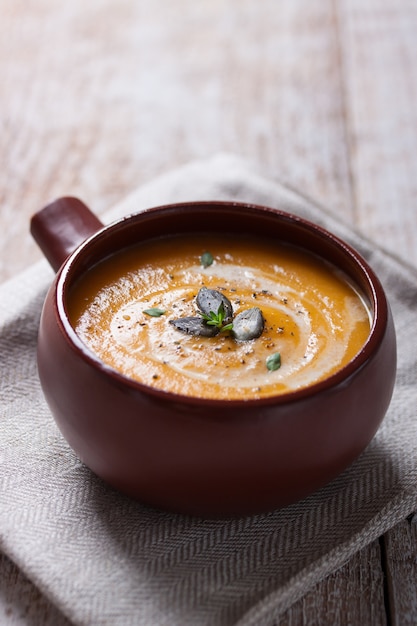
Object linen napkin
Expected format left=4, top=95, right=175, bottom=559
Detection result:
left=1, top=153, right=416, bottom=626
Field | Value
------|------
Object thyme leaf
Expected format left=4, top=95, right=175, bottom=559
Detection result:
left=143, top=308, right=166, bottom=317
left=266, top=352, right=281, bottom=371
left=200, top=251, right=214, bottom=268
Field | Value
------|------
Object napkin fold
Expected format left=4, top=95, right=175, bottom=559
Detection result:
left=1, top=154, right=416, bottom=626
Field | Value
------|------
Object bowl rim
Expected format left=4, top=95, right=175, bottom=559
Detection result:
left=54, top=200, right=388, bottom=409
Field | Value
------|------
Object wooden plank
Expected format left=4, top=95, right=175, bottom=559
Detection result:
left=280, top=541, right=387, bottom=626
left=0, top=0, right=352, bottom=283
left=383, top=516, right=417, bottom=626
left=337, top=0, right=417, bottom=266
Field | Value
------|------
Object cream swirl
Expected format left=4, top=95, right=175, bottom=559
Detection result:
left=104, top=263, right=370, bottom=396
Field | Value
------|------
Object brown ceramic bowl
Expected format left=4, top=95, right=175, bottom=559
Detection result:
left=30, top=197, right=396, bottom=517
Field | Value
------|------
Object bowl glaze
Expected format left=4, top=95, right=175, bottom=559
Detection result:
left=30, top=197, right=397, bottom=517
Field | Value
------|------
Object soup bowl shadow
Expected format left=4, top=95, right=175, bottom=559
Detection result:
left=30, top=197, right=397, bottom=517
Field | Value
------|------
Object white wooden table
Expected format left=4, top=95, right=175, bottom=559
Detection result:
left=1, top=1, right=416, bottom=623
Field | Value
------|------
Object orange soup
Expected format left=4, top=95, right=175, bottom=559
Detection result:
left=68, top=234, right=371, bottom=400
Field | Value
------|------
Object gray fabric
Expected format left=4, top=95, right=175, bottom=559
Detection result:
left=1, top=154, right=416, bottom=626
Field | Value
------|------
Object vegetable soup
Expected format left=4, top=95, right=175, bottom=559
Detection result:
left=68, top=233, right=371, bottom=400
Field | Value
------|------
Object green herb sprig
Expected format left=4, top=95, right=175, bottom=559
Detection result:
left=199, top=302, right=233, bottom=332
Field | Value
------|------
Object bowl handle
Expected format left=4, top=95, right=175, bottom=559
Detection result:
left=30, top=197, right=104, bottom=272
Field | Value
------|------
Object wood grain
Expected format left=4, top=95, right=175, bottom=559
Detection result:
left=0, top=0, right=354, bottom=283
left=384, top=516, right=417, bottom=626
left=338, top=0, right=417, bottom=265
left=281, top=543, right=387, bottom=626
left=1, top=0, right=416, bottom=624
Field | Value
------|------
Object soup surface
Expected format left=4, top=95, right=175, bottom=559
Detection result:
left=68, top=233, right=371, bottom=400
